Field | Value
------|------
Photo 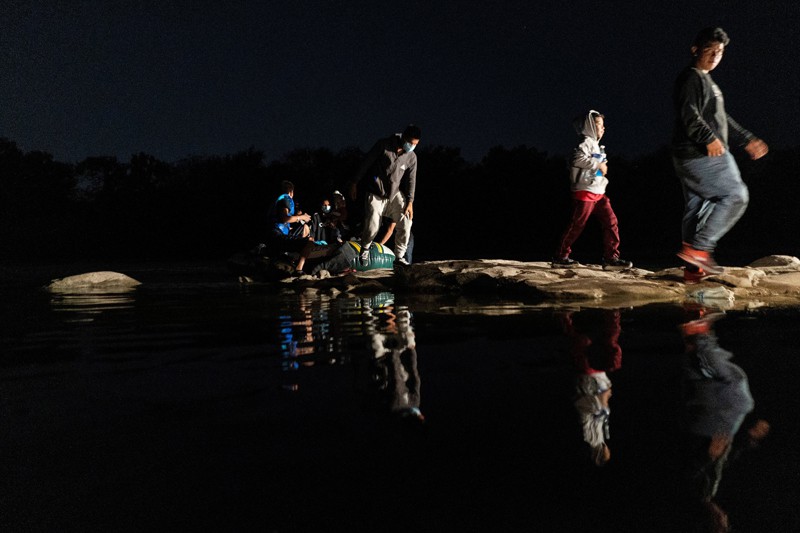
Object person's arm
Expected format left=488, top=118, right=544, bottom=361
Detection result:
left=743, top=137, right=769, bottom=160
left=572, top=141, right=606, bottom=174
left=726, top=115, right=768, bottom=159
left=404, top=157, right=417, bottom=219
left=726, top=115, right=754, bottom=146
left=349, top=140, right=383, bottom=200
left=379, top=221, right=396, bottom=244
left=405, top=156, right=417, bottom=203
left=404, top=200, right=414, bottom=220
left=676, top=71, right=720, bottom=154
left=278, top=206, right=310, bottom=225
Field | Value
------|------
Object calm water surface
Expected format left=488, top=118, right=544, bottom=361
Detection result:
left=2, top=269, right=799, bottom=532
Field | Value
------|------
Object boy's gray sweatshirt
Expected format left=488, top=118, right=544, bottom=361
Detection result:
left=569, top=110, right=608, bottom=195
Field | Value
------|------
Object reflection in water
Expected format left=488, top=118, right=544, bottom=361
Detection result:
left=678, top=305, right=770, bottom=532
left=275, top=290, right=422, bottom=422
left=353, top=293, right=422, bottom=422
left=276, top=290, right=342, bottom=390
left=559, top=309, right=622, bottom=466
left=278, top=291, right=319, bottom=372
left=7, top=282, right=795, bottom=530
left=49, top=289, right=137, bottom=323
left=41, top=289, right=141, bottom=361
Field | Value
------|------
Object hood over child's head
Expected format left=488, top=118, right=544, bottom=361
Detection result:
left=573, top=110, right=605, bottom=140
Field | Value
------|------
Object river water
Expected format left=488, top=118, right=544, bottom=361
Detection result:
left=1, top=266, right=799, bottom=532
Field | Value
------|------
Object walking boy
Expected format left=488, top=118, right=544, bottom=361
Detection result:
left=552, top=110, right=632, bottom=270
left=672, top=27, right=768, bottom=281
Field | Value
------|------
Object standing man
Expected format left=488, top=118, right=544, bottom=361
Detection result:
left=672, top=27, right=768, bottom=281
left=348, top=124, right=420, bottom=266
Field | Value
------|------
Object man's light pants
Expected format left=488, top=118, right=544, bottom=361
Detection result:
left=361, top=192, right=412, bottom=259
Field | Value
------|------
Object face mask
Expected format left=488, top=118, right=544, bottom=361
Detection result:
left=321, top=205, right=331, bottom=213
left=403, top=141, right=416, bottom=153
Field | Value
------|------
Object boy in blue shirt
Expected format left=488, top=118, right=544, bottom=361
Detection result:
left=267, top=180, right=313, bottom=272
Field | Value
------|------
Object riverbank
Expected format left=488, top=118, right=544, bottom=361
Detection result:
left=37, top=255, right=800, bottom=310
left=258, top=255, right=800, bottom=309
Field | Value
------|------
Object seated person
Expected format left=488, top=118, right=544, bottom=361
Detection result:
left=266, top=180, right=314, bottom=272
left=311, top=197, right=344, bottom=244
left=331, top=190, right=350, bottom=238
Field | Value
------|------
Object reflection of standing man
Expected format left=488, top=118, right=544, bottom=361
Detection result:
left=370, top=306, right=421, bottom=420
left=348, top=124, right=420, bottom=267
left=672, top=27, right=768, bottom=281
left=353, top=301, right=423, bottom=423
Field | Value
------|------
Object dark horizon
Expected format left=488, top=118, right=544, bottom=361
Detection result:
left=2, top=134, right=799, bottom=271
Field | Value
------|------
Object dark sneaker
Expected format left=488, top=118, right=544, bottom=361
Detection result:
left=602, top=257, right=633, bottom=270
left=676, top=244, right=723, bottom=274
left=683, top=266, right=711, bottom=284
left=395, top=257, right=409, bottom=266
left=551, top=257, right=578, bottom=268
left=359, top=246, right=370, bottom=267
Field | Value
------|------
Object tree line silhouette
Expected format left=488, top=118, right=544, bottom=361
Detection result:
left=2, top=136, right=798, bottom=267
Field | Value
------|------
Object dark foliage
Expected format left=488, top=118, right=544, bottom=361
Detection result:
left=1, top=137, right=798, bottom=266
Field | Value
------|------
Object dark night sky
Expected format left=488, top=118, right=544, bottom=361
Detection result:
left=2, top=1, right=798, bottom=163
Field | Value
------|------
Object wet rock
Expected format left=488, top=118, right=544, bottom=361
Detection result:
left=46, top=271, right=141, bottom=292
left=749, top=255, right=800, bottom=268
left=280, top=255, right=800, bottom=308
left=686, top=286, right=736, bottom=308
left=714, top=268, right=765, bottom=288
left=399, top=257, right=800, bottom=306
left=289, top=268, right=393, bottom=293
left=394, top=260, right=684, bottom=303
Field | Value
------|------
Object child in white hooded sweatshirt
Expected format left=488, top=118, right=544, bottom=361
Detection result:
left=552, top=110, right=632, bottom=270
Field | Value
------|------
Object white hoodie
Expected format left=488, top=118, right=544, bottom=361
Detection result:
left=569, top=110, right=609, bottom=195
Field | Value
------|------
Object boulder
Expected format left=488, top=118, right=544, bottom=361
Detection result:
left=45, top=271, right=141, bottom=292
left=749, top=255, right=800, bottom=268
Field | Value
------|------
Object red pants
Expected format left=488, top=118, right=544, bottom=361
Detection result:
left=556, top=195, right=621, bottom=260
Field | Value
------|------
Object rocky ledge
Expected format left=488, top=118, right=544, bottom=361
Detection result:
left=289, top=254, right=800, bottom=309
left=44, top=256, right=800, bottom=310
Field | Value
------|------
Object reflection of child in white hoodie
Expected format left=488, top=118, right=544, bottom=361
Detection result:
left=553, top=110, right=632, bottom=270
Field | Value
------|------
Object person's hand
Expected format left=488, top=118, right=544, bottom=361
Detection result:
left=598, top=161, right=608, bottom=176
left=745, top=138, right=769, bottom=160
left=404, top=201, right=414, bottom=220
left=706, top=138, right=726, bottom=157
left=348, top=182, right=357, bottom=201
left=297, top=213, right=311, bottom=223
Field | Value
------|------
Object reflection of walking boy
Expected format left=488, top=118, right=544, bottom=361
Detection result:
left=552, top=111, right=632, bottom=270
left=559, top=309, right=623, bottom=466
left=672, top=27, right=769, bottom=281
left=348, top=124, right=420, bottom=267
